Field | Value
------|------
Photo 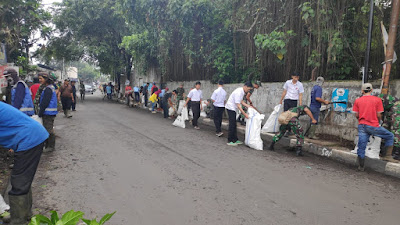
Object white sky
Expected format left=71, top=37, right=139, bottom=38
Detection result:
left=30, top=0, right=63, bottom=64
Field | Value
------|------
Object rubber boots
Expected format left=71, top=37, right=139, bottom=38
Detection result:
left=66, top=110, right=72, bottom=118
left=307, top=125, right=318, bottom=139
left=381, top=146, right=399, bottom=163
left=268, top=142, right=275, bottom=151
left=393, top=147, right=400, bottom=160
left=9, top=194, right=30, bottom=225
left=44, top=133, right=55, bottom=153
left=357, top=156, right=365, bottom=172
left=296, top=146, right=303, bottom=156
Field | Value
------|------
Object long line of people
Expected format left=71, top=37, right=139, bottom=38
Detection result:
left=130, top=73, right=399, bottom=170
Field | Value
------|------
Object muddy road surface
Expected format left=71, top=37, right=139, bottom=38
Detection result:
left=32, top=93, right=400, bottom=225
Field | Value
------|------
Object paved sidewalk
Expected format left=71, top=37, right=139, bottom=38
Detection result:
left=116, top=99, right=400, bottom=179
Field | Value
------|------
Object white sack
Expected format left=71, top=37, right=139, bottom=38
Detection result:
left=351, top=135, right=381, bottom=159
left=177, top=100, right=186, bottom=114
left=181, top=107, right=189, bottom=121
left=172, top=115, right=186, bottom=128
left=189, top=109, right=193, bottom=120
left=245, top=108, right=265, bottom=151
left=261, top=104, right=282, bottom=133
left=169, top=107, right=175, bottom=116
left=200, top=111, right=207, bottom=118
left=31, top=115, right=43, bottom=125
left=0, top=194, right=10, bottom=214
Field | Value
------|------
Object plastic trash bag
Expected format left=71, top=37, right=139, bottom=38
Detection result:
left=262, top=104, right=282, bottom=133
left=31, top=115, right=43, bottom=125
left=149, top=93, right=158, bottom=103
left=177, top=100, right=186, bottom=114
left=200, top=111, right=207, bottom=117
left=0, top=194, right=10, bottom=214
left=189, top=109, right=193, bottom=119
left=351, top=135, right=381, bottom=159
left=169, top=107, right=175, bottom=116
left=245, top=108, right=265, bottom=151
left=181, top=107, right=189, bottom=121
left=172, top=115, right=186, bottom=128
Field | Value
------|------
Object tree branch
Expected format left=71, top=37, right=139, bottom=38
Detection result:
left=236, top=12, right=259, bottom=34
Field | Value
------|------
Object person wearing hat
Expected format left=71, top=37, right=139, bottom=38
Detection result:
left=58, top=79, right=74, bottom=118
left=269, top=105, right=317, bottom=156
left=307, top=76, right=331, bottom=139
left=26, top=80, right=33, bottom=88
left=151, top=82, right=159, bottom=95
left=0, top=101, right=49, bottom=224
left=34, top=72, right=49, bottom=114
left=4, top=68, right=34, bottom=116
left=353, top=83, right=398, bottom=171
left=38, top=74, right=58, bottom=152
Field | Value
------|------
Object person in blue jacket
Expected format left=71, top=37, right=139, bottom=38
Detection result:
left=0, top=101, right=49, bottom=224
left=4, top=69, right=34, bottom=116
left=39, top=74, right=58, bottom=153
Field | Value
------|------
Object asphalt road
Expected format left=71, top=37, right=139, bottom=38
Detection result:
left=33, top=92, right=400, bottom=225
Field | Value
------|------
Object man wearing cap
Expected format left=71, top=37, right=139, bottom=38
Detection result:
left=34, top=73, right=49, bottom=114
left=353, top=83, right=398, bottom=171
left=39, top=74, right=58, bottom=152
left=151, top=82, right=159, bottom=95
left=307, top=77, right=330, bottom=139
left=269, top=105, right=317, bottom=156
left=58, top=79, right=74, bottom=118
left=4, top=68, right=34, bottom=116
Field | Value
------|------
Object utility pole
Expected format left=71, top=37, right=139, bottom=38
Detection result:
left=382, top=0, right=400, bottom=95
left=363, top=0, right=374, bottom=83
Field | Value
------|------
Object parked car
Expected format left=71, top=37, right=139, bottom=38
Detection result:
left=85, top=84, right=94, bottom=94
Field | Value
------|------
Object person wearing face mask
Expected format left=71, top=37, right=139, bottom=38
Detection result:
left=3, top=69, right=34, bottom=116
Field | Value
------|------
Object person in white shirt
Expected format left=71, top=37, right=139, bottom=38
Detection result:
left=211, top=80, right=227, bottom=137
left=184, top=81, right=203, bottom=130
left=279, top=72, right=304, bottom=111
left=225, top=81, right=253, bottom=146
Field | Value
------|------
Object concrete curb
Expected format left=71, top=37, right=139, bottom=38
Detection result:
left=199, top=118, right=400, bottom=179
left=114, top=99, right=400, bottom=179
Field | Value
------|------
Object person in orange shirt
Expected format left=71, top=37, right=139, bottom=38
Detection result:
left=125, top=82, right=133, bottom=106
